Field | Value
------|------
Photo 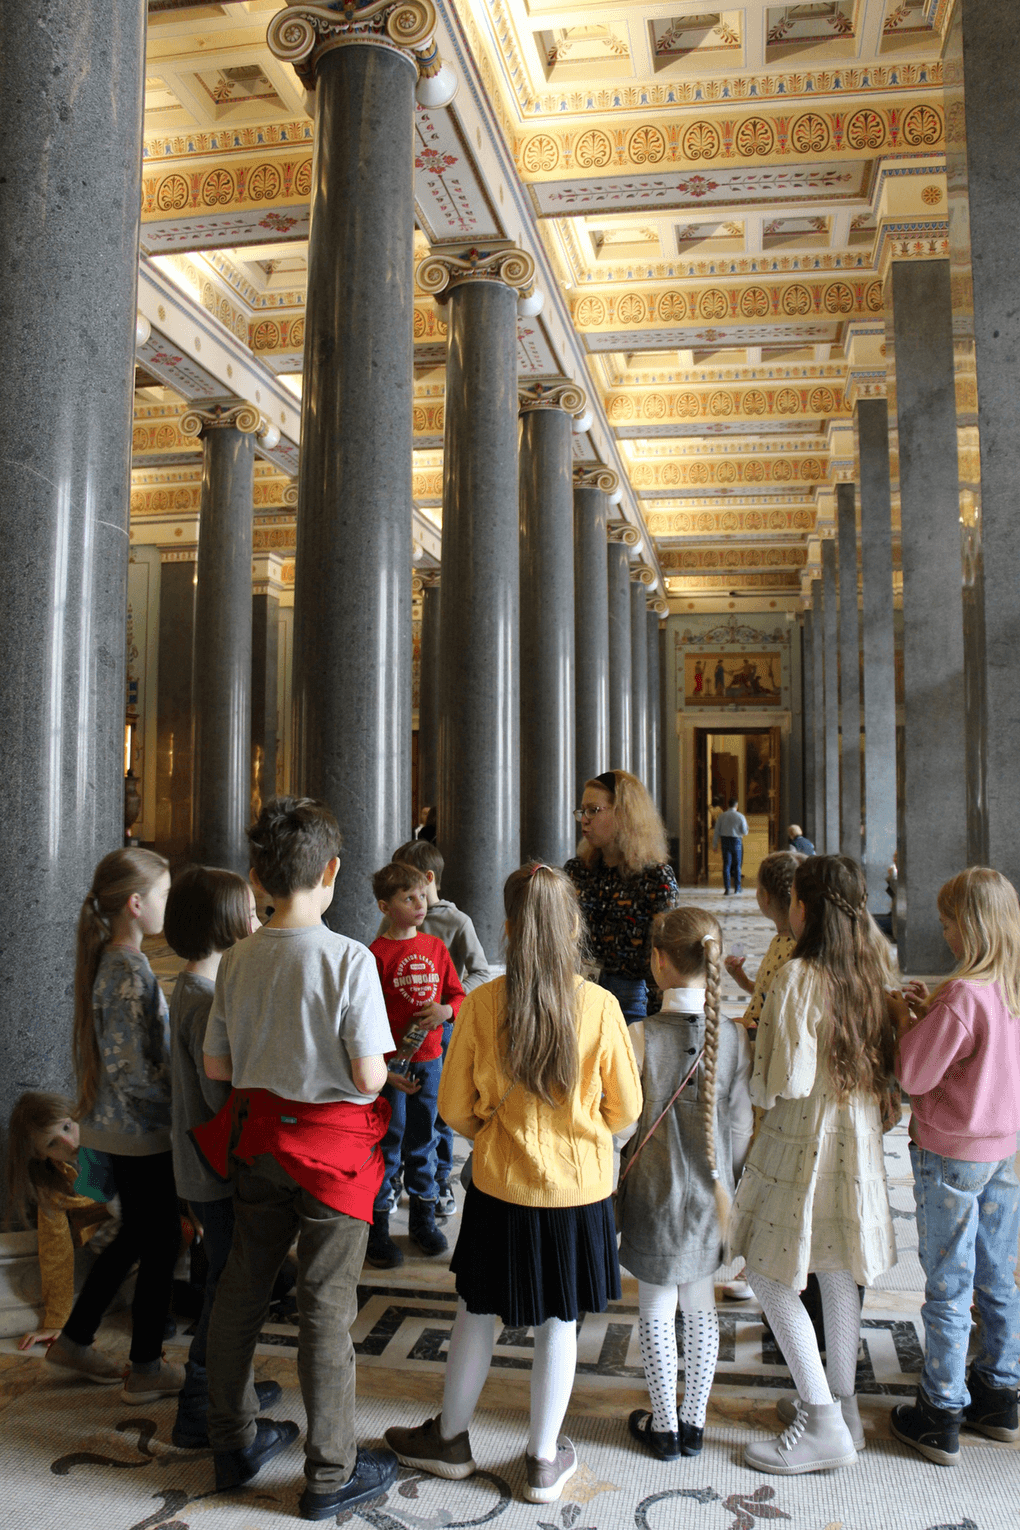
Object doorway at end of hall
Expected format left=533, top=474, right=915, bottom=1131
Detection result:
left=693, top=726, right=781, bottom=888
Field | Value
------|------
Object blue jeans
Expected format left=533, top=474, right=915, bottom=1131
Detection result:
left=598, top=971, right=648, bottom=1027
left=376, top=1054, right=442, bottom=1209
left=910, top=1143, right=1020, bottom=1410
left=188, top=1196, right=235, bottom=1371
left=720, top=836, right=743, bottom=893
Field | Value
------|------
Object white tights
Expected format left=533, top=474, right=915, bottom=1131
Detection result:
left=747, top=1269, right=861, bottom=1405
left=439, top=1302, right=577, bottom=1462
left=637, top=1276, right=719, bottom=1433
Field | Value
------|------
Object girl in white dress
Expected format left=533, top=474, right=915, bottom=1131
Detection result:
left=727, top=855, right=897, bottom=1476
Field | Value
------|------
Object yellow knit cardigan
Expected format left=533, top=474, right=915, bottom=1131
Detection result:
left=438, top=975, right=642, bottom=1208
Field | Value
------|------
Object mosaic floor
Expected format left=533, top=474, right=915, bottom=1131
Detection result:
left=3, top=889, right=1017, bottom=1529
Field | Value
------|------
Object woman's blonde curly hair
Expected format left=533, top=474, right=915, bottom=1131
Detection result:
left=576, top=769, right=669, bottom=879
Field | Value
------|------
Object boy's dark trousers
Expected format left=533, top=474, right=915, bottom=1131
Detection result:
left=206, top=1153, right=367, bottom=1490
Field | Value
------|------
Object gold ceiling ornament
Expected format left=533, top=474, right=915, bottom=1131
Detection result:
left=282, top=483, right=299, bottom=507
left=630, top=564, right=656, bottom=586
left=607, top=520, right=640, bottom=547
left=416, top=245, right=537, bottom=303
left=267, top=0, right=439, bottom=85
left=572, top=465, right=619, bottom=494
left=518, top=379, right=587, bottom=417
left=179, top=402, right=261, bottom=437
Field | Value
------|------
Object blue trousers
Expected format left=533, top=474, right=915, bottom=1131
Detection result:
left=375, top=1054, right=442, bottom=1210
left=598, top=971, right=648, bottom=1027
left=911, top=1144, right=1020, bottom=1410
left=720, top=836, right=743, bottom=893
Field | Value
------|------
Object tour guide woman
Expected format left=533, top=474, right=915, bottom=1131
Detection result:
left=566, top=770, right=680, bottom=1026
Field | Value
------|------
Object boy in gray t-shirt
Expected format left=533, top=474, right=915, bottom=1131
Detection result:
left=200, top=797, right=397, bottom=1519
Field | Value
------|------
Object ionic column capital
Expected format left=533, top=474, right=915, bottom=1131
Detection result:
left=281, top=481, right=299, bottom=507
left=268, top=0, right=456, bottom=100
left=180, top=401, right=261, bottom=438
left=647, top=594, right=669, bottom=616
left=572, top=465, right=619, bottom=495
left=607, top=519, right=640, bottom=547
left=417, top=243, right=537, bottom=307
left=413, top=567, right=441, bottom=593
left=630, top=564, right=655, bottom=586
left=518, top=379, right=587, bottom=419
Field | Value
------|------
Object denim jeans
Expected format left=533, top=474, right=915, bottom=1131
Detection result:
left=597, top=971, right=648, bottom=1027
left=434, top=1019, right=455, bottom=1183
left=187, top=1195, right=235, bottom=1371
left=720, top=836, right=743, bottom=893
left=376, top=1053, right=442, bottom=1208
left=910, top=1143, right=1020, bottom=1411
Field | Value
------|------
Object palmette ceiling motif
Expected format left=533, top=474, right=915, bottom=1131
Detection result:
left=133, top=0, right=953, bottom=605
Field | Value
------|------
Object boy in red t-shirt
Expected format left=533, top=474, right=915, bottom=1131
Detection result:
left=367, top=863, right=464, bottom=1268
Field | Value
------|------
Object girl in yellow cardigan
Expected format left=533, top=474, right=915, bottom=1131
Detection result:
left=6, top=1092, right=113, bottom=1353
left=386, top=862, right=642, bottom=1505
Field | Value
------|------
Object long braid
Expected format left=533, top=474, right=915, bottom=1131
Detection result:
left=701, top=934, right=730, bottom=1234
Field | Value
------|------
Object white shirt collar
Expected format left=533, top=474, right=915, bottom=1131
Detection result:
left=660, top=986, right=706, bottom=1012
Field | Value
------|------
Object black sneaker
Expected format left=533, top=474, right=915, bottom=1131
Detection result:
left=298, top=1447, right=398, bottom=1520
left=366, top=1211, right=404, bottom=1269
left=964, top=1369, right=1020, bottom=1442
left=890, top=1389, right=962, bottom=1466
left=213, top=1418, right=300, bottom=1490
left=408, top=1198, right=448, bottom=1258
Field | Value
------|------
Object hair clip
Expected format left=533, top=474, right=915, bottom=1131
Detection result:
left=529, top=862, right=550, bottom=878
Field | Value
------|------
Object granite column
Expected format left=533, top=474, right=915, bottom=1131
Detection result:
left=417, top=574, right=441, bottom=820
left=572, top=469, right=613, bottom=800
left=251, top=574, right=280, bottom=821
left=629, top=575, right=650, bottom=788
left=810, top=576, right=826, bottom=850
left=607, top=537, right=634, bottom=773
left=802, top=611, right=817, bottom=846
left=186, top=405, right=258, bottom=874
left=836, top=485, right=862, bottom=863
left=821, top=540, right=841, bottom=856
left=855, top=399, right=898, bottom=915
left=646, top=606, right=663, bottom=814
left=270, top=12, right=448, bottom=941
left=518, top=382, right=584, bottom=865
left=0, top=0, right=145, bottom=1137
left=888, top=260, right=967, bottom=969
left=420, top=246, right=535, bottom=956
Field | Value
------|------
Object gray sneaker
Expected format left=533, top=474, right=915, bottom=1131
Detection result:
left=122, top=1359, right=186, bottom=1403
left=435, top=1180, right=456, bottom=1219
left=745, top=1401, right=857, bottom=1476
left=525, top=1438, right=577, bottom=1503
left=777, top=1392, right=865, bottom=1450
left=45, top=1337, right=125, bottom=1386
left=385, top=1416, right=476, bottom=1480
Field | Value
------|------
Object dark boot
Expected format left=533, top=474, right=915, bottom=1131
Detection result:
left=890, top=1388, right=962, bottom=1466
left=408, top=1197, right=448, bottom=1258
left=172, top=1362, right=284, bottom=1449
left=366, top=1210, right=403, bottom=1269
left=214, top=1418, right=300, bottom=1490
left=964, top=1369, right=1020, bottom=1442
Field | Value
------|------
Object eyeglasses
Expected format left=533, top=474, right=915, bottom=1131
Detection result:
left=572, top=805, right=611, bottom=822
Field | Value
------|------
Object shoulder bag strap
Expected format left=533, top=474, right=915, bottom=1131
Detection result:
left=617, top=1047, right=703, bottom=1189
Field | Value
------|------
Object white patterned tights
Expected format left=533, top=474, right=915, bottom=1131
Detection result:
left=747, top=1268, right=860, bottom=1404
left=637, top=1276, right=719, bottom=1434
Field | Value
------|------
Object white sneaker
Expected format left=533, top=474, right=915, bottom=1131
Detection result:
left=777, top=1392, right=865, bottom=1450
left=745, top=1400, right=858, bottom=1475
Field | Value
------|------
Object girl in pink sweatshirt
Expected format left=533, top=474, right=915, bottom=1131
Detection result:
left=891, top=867, right=1020, bottom=1467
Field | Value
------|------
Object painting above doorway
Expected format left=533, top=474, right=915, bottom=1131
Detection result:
left=685, top=651, right=782, bottom=706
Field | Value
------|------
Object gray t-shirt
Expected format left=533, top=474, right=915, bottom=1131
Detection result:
left=204, top=924, right=391, bottom=1105
left=170, top=970, right=231, bottom=1203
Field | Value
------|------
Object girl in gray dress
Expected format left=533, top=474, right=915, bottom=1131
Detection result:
left=617, top=908, right=752, bottom=1460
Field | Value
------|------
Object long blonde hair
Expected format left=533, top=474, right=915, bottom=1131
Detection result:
left=650, top=906, right=729, bottom=1228
left=73, top=848, right=168, bottom=1118
left=5, top=1092, right=75, bottom=1228
left=502, top=863, right=582, bottom=1106
left=934, top=867, right=1020, bottom=1014
left=576, top=769, right=669, bottom=879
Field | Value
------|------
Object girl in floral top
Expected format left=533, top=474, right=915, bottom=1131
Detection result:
left=46, top=849, right=182, bottom=1403
left=725, top=851, right=804, bottom=1039
left=566, top=770, right=680, bottom=1026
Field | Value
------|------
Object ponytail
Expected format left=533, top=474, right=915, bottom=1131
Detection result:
left=73, top=848, right=168, bottom=1118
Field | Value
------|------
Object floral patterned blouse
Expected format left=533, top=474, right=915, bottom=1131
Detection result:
left=742, top=933, right=797, bottom=1035
left=77, top=945, right=172, bottom=1156
left=565, top=856, right=681, bottom=994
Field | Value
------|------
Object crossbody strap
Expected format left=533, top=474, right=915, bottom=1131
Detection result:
left=617, top=1048, right=703, bottom=1189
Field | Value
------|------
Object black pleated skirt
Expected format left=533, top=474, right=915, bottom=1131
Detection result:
left=450, top=1183, right=621, bottom=1328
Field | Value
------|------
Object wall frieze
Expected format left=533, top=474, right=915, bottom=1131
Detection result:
left=143, top=155, right=313, bottom=224
left=515, top=102, right=944, bottom=183
left=667, top=572, right=800, bottom=590
left=144, top=122, right=314, bottom=163
left=648, top=508, right=816, bottom=536
left=630, top=457, right=828, bottom=490
left=661, top=547, right=808, bottom=571
left=572, top=278, right=883, bottom=332
left=606, top=384, right=850, bottom=425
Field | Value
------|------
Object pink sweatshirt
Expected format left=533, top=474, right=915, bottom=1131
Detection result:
left=896, top=977, right=1020, bottom=1161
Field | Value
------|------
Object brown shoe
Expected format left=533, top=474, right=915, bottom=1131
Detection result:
left=524, top=1438, right=577, bottom=1503
left=384, top=1417, right=476, bottom=1480
left=122, top=1358, right=186, bottom=1403
left=45, top=1336, right=125, bottom=1386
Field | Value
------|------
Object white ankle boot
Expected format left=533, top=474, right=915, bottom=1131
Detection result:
left=776, top=1392, right=865, bottom=1450
left=745, top=1400, right=858, bottom=1475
